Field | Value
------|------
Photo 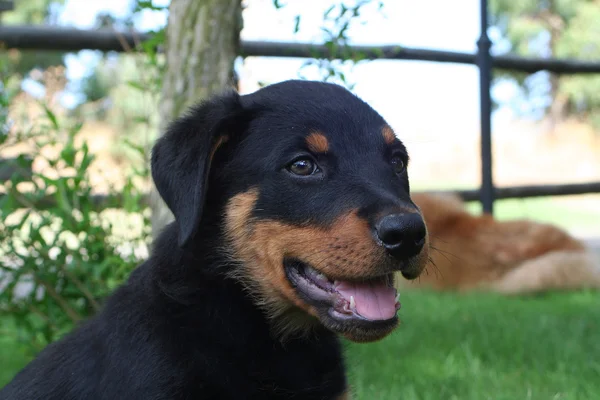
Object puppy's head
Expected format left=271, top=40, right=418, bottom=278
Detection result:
left=152, top=80, right=429, bottom=342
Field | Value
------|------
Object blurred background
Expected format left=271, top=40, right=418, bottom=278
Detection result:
left=1, top=1, right=599, bottom=398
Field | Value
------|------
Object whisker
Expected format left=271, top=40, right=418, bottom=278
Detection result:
left=427, top=256, right=443, bottom=280
left=430, top=245, right=462, bottom=265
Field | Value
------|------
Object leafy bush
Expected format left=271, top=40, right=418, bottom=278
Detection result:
left=0, top=4, right=158, bottom=354
left=0, top=104, right=151, bottom=353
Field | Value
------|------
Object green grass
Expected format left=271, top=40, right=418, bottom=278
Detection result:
left=0, top=320, right=31, bottom=387
left=2, top=290, right=599, bottom=398
left=345, top=290, right=600, bottom=400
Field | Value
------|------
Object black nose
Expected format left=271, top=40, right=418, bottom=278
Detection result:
left=375, top=213, right=426, bottom=258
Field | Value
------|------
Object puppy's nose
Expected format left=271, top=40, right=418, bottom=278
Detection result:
left=375, top=213, right=426, bottom=258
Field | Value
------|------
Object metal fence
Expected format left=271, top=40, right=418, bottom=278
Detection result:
left=1, top=0, right=600, bottom=213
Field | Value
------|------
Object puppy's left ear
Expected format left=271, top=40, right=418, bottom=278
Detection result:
left=151, top=90, right=244, bottom=247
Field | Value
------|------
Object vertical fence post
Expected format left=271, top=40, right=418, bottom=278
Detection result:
left=477, top=0, right=495, bottom=214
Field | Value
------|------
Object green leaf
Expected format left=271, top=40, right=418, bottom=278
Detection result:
left=127, top=81, right=146, bottom=91
left=324, top=5, right=336, bottom=18
left=41, top=104, right=60, bottom=130
left=293, top=15, right=301, bottom=33
left=272, top=0, right=286, bottom=9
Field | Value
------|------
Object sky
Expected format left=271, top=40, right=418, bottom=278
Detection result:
left=31, top=0, right=521, bottom=143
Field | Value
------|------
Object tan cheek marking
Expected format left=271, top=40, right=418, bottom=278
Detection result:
left=246, top=222, right=318, bottom=314
left=382, top=125, right=396, bottom=144
left=299, top=211, right=384, bottom=279
left=224, top=190, right=319, bottom=317
left=306, top=132, right=329, bottom=153
left=226, top=191, right=430, bottom=301
left=252, top=211, right=385, bottom=282
left=225, top=198, right=387, bottom=318
left=226, top=194, right=434, bottom=320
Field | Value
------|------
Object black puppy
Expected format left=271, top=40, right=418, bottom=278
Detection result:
left=1, top=80, right=429, bottom=399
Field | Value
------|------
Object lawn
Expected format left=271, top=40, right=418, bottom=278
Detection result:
left=2, top=290, right=599, bottom=399
left=0, top=320, right=31, bottom=388
left=345, top=290, right=600, bottom=400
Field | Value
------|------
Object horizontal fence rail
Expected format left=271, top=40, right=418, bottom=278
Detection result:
left=1, top=182, right=599, bottom=211
left=0, top=18, right=599, bottom=211
left=244, top=41, right=600, bottom=74
left=1, top=25, right=600, bottom=74
left=441, top=182, right=600, bottom=202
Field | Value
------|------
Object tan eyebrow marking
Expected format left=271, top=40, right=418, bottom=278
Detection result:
left=382, top=125, right=396, bottom=144
left=306, top=132, right=329, bottom=153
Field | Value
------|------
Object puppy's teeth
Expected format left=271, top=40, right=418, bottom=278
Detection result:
left=350, top=295, right=356, bottom=310
left=395, top=293, right=401, bottom=303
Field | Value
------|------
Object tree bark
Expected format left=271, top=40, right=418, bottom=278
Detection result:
left=150, top=0, right=242, bottom=241
left=545, top=0, right=567, bottom=130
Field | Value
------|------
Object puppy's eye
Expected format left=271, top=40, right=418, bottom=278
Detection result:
left=391, top=156, right=405, bottom=175
left=287, top=158, right=317, bottom=176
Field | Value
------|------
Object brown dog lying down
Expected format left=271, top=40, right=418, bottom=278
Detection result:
left=397, top=192, right=600, bottom=294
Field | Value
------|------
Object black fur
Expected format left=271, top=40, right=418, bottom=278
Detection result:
left=1, top=80, right=424, bottom=399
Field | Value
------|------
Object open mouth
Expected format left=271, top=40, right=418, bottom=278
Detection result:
left=284, top=258, right=401, bottom=326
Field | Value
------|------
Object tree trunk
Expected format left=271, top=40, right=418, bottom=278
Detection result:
left=545, top=0, right=567, bottom=131
left=150, top=0, right=242, bottom=241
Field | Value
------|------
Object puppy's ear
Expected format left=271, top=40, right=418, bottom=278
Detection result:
left=151, top=90, right=243, bottom=247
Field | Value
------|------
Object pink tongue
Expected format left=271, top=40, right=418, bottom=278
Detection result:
left=335, top=280, right=397, bottom=320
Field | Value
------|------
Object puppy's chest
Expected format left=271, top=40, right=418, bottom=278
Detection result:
left=173, top=328, right=348, bottom=399
left=246, top=343, right=348, bottom=399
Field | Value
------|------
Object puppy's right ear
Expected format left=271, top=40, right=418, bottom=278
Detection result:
left=151, top=90, right=243, bottom=247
